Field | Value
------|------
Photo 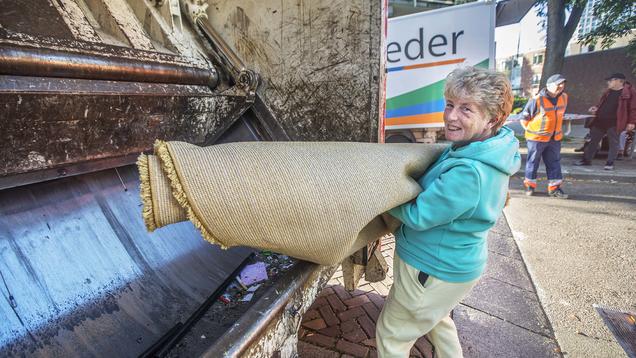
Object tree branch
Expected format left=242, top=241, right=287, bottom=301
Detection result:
left=564, top=0, right=588, bottom=41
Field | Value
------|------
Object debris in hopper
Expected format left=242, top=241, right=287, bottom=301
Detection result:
left=218, top=293, right=232, bottom=304
left=240, top=262, right=268, bottom=285
left=241, top=293, right=254, bottom=302
left=235, top=277, right=248, bottom=290
left=247, top=284, right=261, bottom=293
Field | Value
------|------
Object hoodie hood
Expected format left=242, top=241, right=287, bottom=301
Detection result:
left=447, top=126, right=521, bottom=176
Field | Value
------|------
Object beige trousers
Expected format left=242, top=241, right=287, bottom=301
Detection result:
left=376, top=254, right=479, bottom=358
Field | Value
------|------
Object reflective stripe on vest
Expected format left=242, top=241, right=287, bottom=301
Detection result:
left=525, top=93, right=568, bottom=141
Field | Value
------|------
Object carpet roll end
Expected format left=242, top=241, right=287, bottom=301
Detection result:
left=137, top=153, right=158, bottom=232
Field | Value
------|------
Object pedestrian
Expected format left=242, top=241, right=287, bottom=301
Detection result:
left=575, top=73, right=636, bottom=169
left=520, top=74, right=568, bottom=198
left=377, top=66, right=521, bottom=358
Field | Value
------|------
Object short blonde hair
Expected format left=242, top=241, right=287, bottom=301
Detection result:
left=444, top=66, right=513, bottom=133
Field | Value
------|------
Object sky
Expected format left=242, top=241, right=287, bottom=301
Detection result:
left=495, top=5, right=546, bottom=59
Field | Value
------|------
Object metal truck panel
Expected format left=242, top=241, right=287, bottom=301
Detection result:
left=203, top=1, right=383, bottom=142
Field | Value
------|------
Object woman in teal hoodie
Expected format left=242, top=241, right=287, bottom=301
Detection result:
left=376, top=67, right=521, bottom=358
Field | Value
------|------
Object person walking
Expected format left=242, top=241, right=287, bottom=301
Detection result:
left=520, top=74, right=568, bottom=198
left=575, top=73, right=636, bottom=170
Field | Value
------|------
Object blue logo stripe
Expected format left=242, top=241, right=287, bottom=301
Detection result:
left=385, top=98, right=446, bottom=118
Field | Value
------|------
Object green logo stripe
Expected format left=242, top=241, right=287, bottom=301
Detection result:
left=387, top=80, right=445, bottom=110
left=386, top=58, right=490, bottom=110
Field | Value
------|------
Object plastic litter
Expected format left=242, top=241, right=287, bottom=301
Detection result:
left=240, top=262, right=268, bottom=285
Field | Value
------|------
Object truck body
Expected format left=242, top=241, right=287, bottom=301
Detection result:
left=0, top=1, right=383, bottom=356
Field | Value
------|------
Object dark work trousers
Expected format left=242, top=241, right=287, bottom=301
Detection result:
left=525, top=138, right=563, bottom=187
left=583, top=126, right=620, bottom=164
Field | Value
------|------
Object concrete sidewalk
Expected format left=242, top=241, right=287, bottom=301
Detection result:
left=298, top=216, right=561, bottom=357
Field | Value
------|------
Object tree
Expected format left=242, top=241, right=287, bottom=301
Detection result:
left=578, top=0, right=636, bottom=68
left=537, top=0, right=588, bottom=88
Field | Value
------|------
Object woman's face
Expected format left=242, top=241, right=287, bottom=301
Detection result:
left=443, top=96, right=493, bottom=145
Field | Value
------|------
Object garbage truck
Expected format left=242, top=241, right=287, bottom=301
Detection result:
left=0, top=0, right=385, bottom=356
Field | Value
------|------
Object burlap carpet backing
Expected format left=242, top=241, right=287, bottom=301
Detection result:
left=138, top=141, right=445, bottom=265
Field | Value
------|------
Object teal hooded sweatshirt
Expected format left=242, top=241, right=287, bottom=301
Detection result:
left=388, top=126, right=521, bottom=283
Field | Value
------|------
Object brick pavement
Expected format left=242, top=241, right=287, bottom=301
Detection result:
left=298, top=215, right=561, bottom=358
left=298, top=236, right=434, bottom=358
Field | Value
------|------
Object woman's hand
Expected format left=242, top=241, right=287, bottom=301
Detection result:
left=588, top=106, right=598, bottom=114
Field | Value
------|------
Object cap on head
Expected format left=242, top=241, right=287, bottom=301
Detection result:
left=605, top=73, right=626, bottom=80
left=546, top=74, right=566, bottom=86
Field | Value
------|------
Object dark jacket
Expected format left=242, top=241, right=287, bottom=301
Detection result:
left=593, top=82, right=636, bottom=133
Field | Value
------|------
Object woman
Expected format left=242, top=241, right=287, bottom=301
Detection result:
left=376, top=66, right=521, bottom=357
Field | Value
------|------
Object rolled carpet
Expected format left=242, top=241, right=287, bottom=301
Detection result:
left=138, top=140, right=445, bottom=265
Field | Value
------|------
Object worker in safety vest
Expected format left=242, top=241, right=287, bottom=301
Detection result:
left=520, top=74, right=568, bottom=198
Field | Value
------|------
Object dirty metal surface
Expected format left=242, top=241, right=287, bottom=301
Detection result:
left=0, top=0, right=76, bottom=40
left=205, top=0, right=383, bottom=142
left=0, top=75, right=250, bottom=179
left=0, top=164, right=253, bottom=357
left=594, top=305, right=636, bottom=358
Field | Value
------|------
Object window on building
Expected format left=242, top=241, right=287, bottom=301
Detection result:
left=533, top=54, right=543, bottom=64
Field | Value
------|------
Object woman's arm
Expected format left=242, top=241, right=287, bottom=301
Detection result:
left=388, top=164, right=480, bottom=232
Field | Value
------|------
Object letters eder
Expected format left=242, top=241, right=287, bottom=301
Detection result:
left=387, top=28, right=464, bottom=63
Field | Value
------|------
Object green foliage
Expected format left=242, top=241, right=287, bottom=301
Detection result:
left=578, top=0, right=636, bottom=70
left=512, top=96, right=529, bottom=114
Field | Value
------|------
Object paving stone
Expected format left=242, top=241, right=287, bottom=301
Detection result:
left=302, top=309, right=320, bottom=322
left=463, top=277, right=552, bottom=336
left=340, top=319, right=359, bottom=333
left=361, top=338, right=377, bottom=348
left=333, top=285, right=353, bottom=301
left=318, top=325, right=341, bottom=338
left=368, top=293, right=385, bottom=310
left=302, top=318, right=327, bottom=331
left=369, top=281, right=390, bottom=296
left=368, top=348, right=378, bottom=358
left=318, top=287, right=335, bottom=297
left=297, top=341, right=340, bottom=358
left=336, top=339, right=369, bottom=357
left=454, top=305, right=560, bottom=358
left=319, top=304, right=340, bottom=326
left=410, top=346, right=423, bottom=357
left=414, top=336, right=434, bottom=358
left=338, top=306, right=365, bottom=321
left=483, top=252, right=534, bottom=292
left=310, top=296, right=328, bottom=310
left=342, top=326, right=367, bottom=343
left=326, top=293, right=347, bottom=313
left=362, top=302, right=381, bottom=323
left=349, top=288, right=369, bottom=297
left=487, top=230, right=521, bottom=259
left=356, top=314, right=376, bottom=338
left=304, top=332, right=337, bottom=349
left=344, top=295, right=371, bottom=308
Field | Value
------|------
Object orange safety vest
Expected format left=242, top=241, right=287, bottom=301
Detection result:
left=523, top=93, right=568, bottom=142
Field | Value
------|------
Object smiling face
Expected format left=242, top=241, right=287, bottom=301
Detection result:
left=443, top=96, right=493, bottom=145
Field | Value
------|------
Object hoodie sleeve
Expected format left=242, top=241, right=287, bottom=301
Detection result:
left=388, top=163, right=480, bottom=232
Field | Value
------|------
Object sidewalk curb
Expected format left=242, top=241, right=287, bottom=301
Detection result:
left=502, top=211, right=565, bottom=357
left=515, top=172, right=636, bottom=184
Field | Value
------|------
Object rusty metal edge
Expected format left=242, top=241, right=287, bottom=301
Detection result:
left=203, top=261, right=337, bottom=358
left=0, top=45, right=218, bottom=87
left=0, top=154, right=140, bottom=191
